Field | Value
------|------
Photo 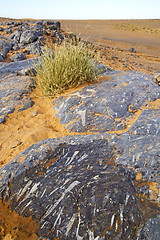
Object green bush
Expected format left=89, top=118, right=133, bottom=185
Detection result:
left=35, top=42, right=100, bottom=96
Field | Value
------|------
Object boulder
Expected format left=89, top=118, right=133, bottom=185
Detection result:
left=27, top=41, right=42, bottom=55
left=20, top=29, right=42, bottom=45
left=0, top=133, right=159, bottom=239
left=9, top=53, right=26, bottom=62
left=5, top=27, right=12, bottom=34
left=0, top=37, right=14, bottom=60
left=0, top=53, right=4, bottom=62
left=0, top=74, right=34, bottom=121
left=9, top=30, right=22, bottom=43
left=53, top=71, right=160, bottom=133
left=0, top=58, right=38, bottom=75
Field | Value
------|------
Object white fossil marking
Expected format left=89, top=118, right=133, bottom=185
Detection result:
left=41, top=188, right=46, bottom=198
left=88, top=229, right=94, bottom=240
left=119, top=204, right=124, bottom=223
left=65, top=151, right=79, bottom=165
left=17, top=180, right=32, bottom=200
left=78, top=153, right=88, bottom=163
left=76, top=212, right=83, bottom=240
left=125, top=194, right=130, bottom=205
left=66, top=213, right=77, bottom=236
left=110, top=214, right=115, bottom=227
left=44, top=181, right=80, bottom=218
left=21, top=200, right=32, bottom=213
left=29, top=182, right=40, bottom=194
left=54, top=206, right=64, bottom=228
left=78, top=110, right=86, bottom=127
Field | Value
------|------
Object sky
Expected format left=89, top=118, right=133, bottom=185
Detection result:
left=0, top=0, right=160, bottom=20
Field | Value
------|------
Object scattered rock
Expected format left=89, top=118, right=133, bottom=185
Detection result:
left=0, top=71, right=34, bottom=120
left=9, top=30, right=22, bottom=42
left=20, top=29, right=42, bottom=45
left=27, top=41, right=42, bottom=55
left=0, top=38, right=13, bottom=60
left=129, top=47, right=136, bottom=53
left=9, top=53, right=26, bottom=62
left=0, top=115, right=5, bottom=123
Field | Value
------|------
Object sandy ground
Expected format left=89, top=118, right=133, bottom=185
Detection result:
left=0, top=18, right=160, bottom=240
left=60, top=19, right=160, bottom=57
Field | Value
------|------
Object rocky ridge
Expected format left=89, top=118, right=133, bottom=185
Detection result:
left=0, top=19, right=160, bottom=240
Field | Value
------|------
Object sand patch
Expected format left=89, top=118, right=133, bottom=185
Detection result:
left=0, top=200, right=38, bottom=240
left=0, top=87, right=70, bottom=167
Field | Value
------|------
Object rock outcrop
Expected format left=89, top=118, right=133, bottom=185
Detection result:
left=0, top=19, right=159, bottom=240
left=0, top=19, right=77, bottom=63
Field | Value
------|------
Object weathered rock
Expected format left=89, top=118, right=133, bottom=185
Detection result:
left=0, top=37, right=13, bottom=60
left=44, top=20, right=56, bottom=26
left=0, top=134, right=159, bottom=239
left=0, top=27, right=4, bottom=31
left=9, top=30, right=22, bottom=42
left=0, top=53, right=4, bottom=62
left=9, top=53, right=26, bottom=62
left=138, top=216, right=160, bottom=239
left=0, top=74, right=34, bottom=120
left=20, top=29, right=42, bottom=45
left=53, top=71, right=160, bottom=133
left=27, top=41, right=42, bottom=55
left=0, top=58, right=36, bottom=120
left=5, top=27, right=12, bottom=34
left=0, top=58, right=38, bottom=75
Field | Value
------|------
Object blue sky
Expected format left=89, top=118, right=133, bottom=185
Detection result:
left=0, top=0, right=160, bottom=19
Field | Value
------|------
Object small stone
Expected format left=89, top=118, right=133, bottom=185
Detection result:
left=129, top=47, right=136, bottom=53
left=32, top=110, right=38, bottom=117
left=0, top=116, right=5, bottom=124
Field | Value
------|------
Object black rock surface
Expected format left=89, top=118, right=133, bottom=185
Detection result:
left=53, top=70, right=160, bottom=133
left=0, top=59, right=36, bottom=122
left=0, top=134, right=159, bottom=240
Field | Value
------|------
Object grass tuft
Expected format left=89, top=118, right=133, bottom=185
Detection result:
left=35, top=41, right=101, bottom=96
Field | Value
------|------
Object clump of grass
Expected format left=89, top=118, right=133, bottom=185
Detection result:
left=35, top=42, right=100, bottom=96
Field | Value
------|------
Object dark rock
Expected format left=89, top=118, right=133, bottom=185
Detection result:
left=51, top=30, right=57, bottom=38
left=0, top=53, right=4, bottom=62
left=55, top=21, right=61, bottom=29
left=0, top=115, right=5, bottom=123
left=27, top=41, right=42, bottom=55
left=0, top=27, right=4, bottom=31
left=38, top=36, right=45, bottom=45
left=9, top=30, right=22, bottom=42
left=0, top=38, right=14, bottom=59
left=20, top=29, right=42, bottom=45
left=0, top=74, right=34, bottom=121
left=53, top=71, right=160, bottom=133
left=36, top=21, right=43, bottom=26
left=129, top=47, right=136, bottom=53
left=9, top=53, right=26, bottom=62
left=138, top=216, right=160, bottom=240
left=44, top=20, right=55, bottom=26
left=5, top=28, right=12, bottom=34
left=0, top=58, right=38, bottom=74
left=18, top=67, right=37, bottom=77
left=12, top=43, right=19, bottom=51
left=0, top=134, right=159, bottom=239
left=48, top=24, right=57, bottom=30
